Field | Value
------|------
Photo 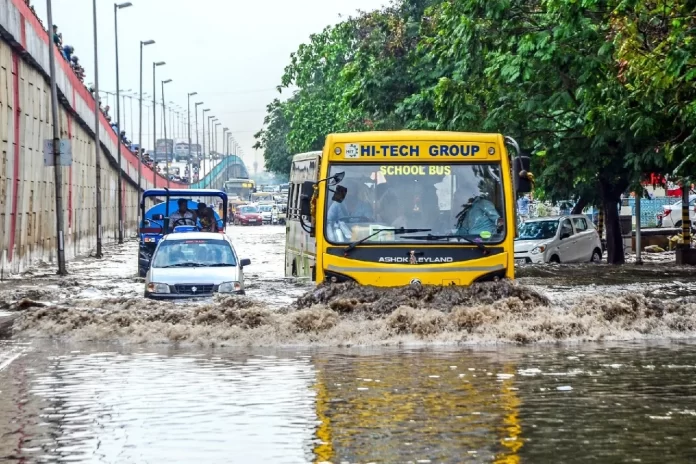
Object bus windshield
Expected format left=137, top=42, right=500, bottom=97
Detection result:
left=224, top=180, right=254, bottom=201
left=324, top=163, right=507, bottom=244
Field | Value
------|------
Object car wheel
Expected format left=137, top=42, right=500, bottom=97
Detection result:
left=549, top=255, right=561, bottom=264
left=591, top=248, right=602, bottom=263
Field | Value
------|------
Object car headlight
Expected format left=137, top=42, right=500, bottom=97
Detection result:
left=147, top=282, right=170, bottom=294
left=531, top=245, right=546, bottom=254
left=218, top=281, right=242, bottom=293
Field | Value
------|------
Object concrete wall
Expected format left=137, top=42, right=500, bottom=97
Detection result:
left=0, top=0, right=188, bottom=274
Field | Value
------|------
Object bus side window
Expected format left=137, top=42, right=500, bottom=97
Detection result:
left=288, top=184, right=296, bottom=219
left=292, top=183, right=301, bottom=218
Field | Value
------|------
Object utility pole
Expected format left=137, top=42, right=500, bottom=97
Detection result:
left=46, top=0, right=67, bottom=275
left=92, top=0, right=103, bottom=258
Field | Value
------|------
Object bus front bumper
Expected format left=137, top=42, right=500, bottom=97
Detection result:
left=320, top=253, right=511, bottom=287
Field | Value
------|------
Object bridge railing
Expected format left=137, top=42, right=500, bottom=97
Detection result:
left=191, top=155, right=249, bottom=190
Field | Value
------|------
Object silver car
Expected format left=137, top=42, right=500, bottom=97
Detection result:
left=144, top=232, right=251, bottom=299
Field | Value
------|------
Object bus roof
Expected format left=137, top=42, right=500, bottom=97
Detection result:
left=291, top=151, right=322, bottom=161
left=325, top=131, right=503, bottom=143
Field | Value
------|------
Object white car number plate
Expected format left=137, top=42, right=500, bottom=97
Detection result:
left=515, top=259, right=525, bottom=266
left=249, top=219, right=256, bottom=222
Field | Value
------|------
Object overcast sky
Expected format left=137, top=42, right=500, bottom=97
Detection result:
left=32, top=0, right=386, bottom=172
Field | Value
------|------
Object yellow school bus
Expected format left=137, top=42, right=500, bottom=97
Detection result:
left=286, top=131, right=532, bottom=286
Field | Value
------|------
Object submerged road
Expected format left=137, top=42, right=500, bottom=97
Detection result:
left=0, top=225, right=696, bottom=462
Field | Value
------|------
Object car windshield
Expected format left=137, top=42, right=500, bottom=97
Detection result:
left=517, top=220, right=559, bottom=240
left=324, top=163, right=507, bottom=244
left=259, top=205, right=272, bottom=212
left=152, top=238, right=237, bottom=268
left=240, top=206, right=258, bottom=213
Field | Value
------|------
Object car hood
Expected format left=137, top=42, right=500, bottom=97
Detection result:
left=148, top=266, right=242, bottom=284
left=514, top=239, right=552, bottom=252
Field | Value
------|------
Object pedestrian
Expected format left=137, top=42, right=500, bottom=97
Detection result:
left=52, top=25, right=61, bottom=46
left=62, top=44, right=73, bottom=61
left=517, top=194, right=530, bottom=222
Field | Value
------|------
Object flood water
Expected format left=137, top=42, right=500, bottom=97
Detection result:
left=1, top=225, right=696, bottom=463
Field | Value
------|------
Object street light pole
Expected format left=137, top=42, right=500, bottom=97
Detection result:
left=202, top=109, right=210, bottom=183
left=195, top=102, right=203, bottom=184
left=207, top=115, right=215, bottom=182
left=152, top=61, right=165, bottom=189
left=92, top=0, right=103, bottom=259
left=187, top=93, right=197, bottom=185
left=214, top=122, right=221, bottom=188
left=46, top=0, right=67, bottom=275
left=161, top=79, right=172, bottom=189
left=137, top=40, right=154, bottom=194
left=114, top=2, right=132, bottom=244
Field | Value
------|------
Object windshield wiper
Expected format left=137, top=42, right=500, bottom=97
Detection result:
left=205, top=263, right=236, bottom=267
left=403, top=234, right=489, bottom=254
left=160, top=262, right=200, bottom=268
left=344, top=227, right=432, bottom=256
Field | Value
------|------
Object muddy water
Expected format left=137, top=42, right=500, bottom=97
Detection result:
left=2, top=225, right=696, bottom=461
left=1, top=342, right=696, bottom=463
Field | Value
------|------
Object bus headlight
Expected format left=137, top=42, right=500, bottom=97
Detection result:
left=531, top=245, right=546, bottom=254
left=218, top=281, right=242, bottom=293
left=147, top=282, right=170, bottom=294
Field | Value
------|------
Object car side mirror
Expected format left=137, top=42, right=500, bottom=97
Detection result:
left=561, top=231, right=571, bottom=240
left=240, top=258, right=251, bottom=267
left=152, top=214, right=164, bottom=221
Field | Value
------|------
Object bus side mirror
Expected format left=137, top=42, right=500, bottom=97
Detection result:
left=513, top=156, right=532, bottom=193
left=299, top=181, right=315, bottom=217
left=332, top=185, right=347, bottom=203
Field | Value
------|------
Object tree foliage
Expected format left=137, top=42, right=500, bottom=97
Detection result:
left=256, top=0, right=696, bottom=263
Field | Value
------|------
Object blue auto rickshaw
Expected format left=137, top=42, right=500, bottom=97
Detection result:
left=138, top=188, right=228, bottom=277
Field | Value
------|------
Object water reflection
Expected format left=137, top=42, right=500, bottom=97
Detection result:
left=310, top=352, right=523, bottom=463
left=1, top=347, right=318, bottom=463
left=1, top=343, right=696, bottom=463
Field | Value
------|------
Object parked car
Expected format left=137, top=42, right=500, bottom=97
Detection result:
left=657, top=195, right=696, bottom=228
left=234, top=204, right=263, bottom=226
left=514, top=215, right=603, bottom=264
left=145, top=231, right=251, bottom=299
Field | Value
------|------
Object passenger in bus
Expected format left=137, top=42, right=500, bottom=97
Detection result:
left=378, top=191, right=408, bottom=227
left=327, top=179, right=373, bottom=223
left=454, top=193, right=503, bottom=237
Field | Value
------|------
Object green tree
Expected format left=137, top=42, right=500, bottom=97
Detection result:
left=253, top=98, right=293, bottom=176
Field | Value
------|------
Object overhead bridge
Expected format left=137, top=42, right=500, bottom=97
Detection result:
left=191, top=155, right=250, bottom=190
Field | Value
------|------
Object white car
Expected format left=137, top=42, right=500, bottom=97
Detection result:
left=257, top=204, right=277, bottom=224
left=659, top=195, right=696, bottom=228
left=514, top=215, right=602, bottom=264
left=144, top=232, right=251, bottom=299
